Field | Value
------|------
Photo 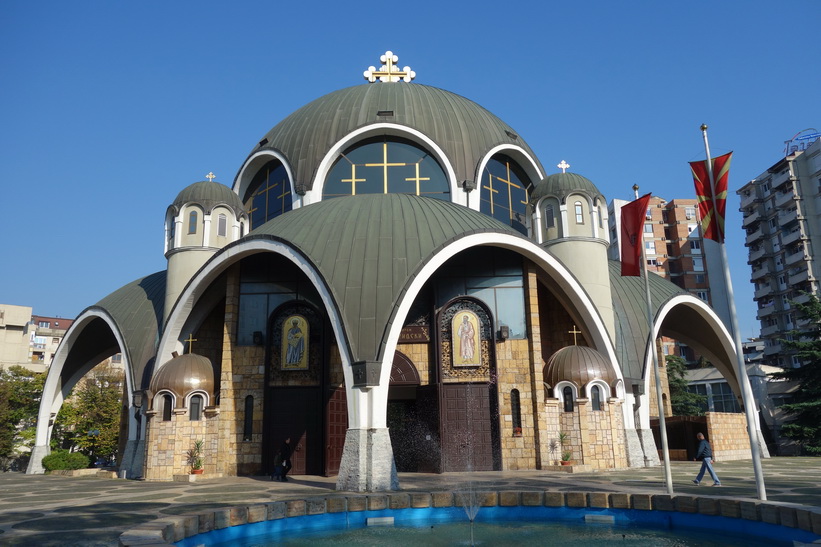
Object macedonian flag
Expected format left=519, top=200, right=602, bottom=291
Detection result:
left=690, top=152, right=732, bottom=243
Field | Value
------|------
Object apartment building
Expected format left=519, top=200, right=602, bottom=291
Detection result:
left=737, top=135, right=821, bottom=368
left=609, top=195, right=717, bottom=361
left=0, top=304, right=74, bottom=373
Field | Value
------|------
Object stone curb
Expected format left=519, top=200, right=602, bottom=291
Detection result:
left=118, top=490, right=821, bottom=546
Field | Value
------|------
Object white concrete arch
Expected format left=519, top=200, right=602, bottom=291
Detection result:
left=474, top=145, right=545, bottom=213
left=28, top=308, right=135, bottom=473
left=157, top=238, right=354, bottom=398
left=635, top=293, right=740, bottom=430
left=304, top=123, right=461, bottom=206
left=555, top=381, right=580, bottom=408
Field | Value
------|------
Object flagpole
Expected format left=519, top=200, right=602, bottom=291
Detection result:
left=635, top=185, right=674, bottom=495
left=700, top=124, right=767, bottom=500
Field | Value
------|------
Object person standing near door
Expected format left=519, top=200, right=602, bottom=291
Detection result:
left=276, top=437, right=292, bottom=482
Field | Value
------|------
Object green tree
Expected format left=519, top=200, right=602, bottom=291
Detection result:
left=0, top=366, right=46, bottom=463
left=773, top=294, right=821, bottom=455
left=665, top=355, right=706, bottom=416
left=53, top=362, right=124, bottom=463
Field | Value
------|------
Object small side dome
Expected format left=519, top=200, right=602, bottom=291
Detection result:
left=172, top=180, right=245, bottom=216
left=531, top=172, right=603, bottom=203
left=544, top=345, right=617, bottom=388
left=150, top=353, right=215, bottom=400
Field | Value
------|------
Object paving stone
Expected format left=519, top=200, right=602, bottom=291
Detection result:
left=410, top=492, right=432, bottom=508
left=544, top=491, right=565, bottom=507
left=651, top=494, right=674, bottom=511
left=566, top=492, right=586, bottom=507
left=327, top=497, right=347, bottom=513
left=389, top=493, right=410, bottom=509
left=521, top=491, right=543, bottom=506
left=739, top=501, right=760, bottom=521
left=608, top=493, right=630, bottom=509
left=587, top=492, right=608, bottom=508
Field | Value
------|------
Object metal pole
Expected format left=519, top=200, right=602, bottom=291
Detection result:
left=640, top=208, right=674, bottom=495
left=700, top=124, right=767, bottom=500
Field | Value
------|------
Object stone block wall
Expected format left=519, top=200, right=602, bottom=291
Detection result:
left=143, top=411, right=217, bottom=480
left=496, top=338, right=537, bottom=470
left=707, top=412, right=751, bottom=461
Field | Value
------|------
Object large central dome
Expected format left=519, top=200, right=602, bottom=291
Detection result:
left=246, top=83, right=542, bottom=193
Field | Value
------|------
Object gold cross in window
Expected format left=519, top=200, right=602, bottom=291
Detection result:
left=483, top=172, right=499, bottom=214
left=405, top=162, right=430, bottom=195
left=342, top=164, right=366, bottom=195
left=366, top=142, right=406, bottom=193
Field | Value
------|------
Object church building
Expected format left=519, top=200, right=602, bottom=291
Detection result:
left=28, top=52, right=756, bottom=491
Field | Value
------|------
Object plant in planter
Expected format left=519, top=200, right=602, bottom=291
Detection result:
left=558, top=431, right=573, bottom=465
left=187, top=439, right=204, bottom=474
left=548, top=439, right=560, bottom=465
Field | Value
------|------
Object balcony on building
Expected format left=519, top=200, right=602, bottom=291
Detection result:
left=785, top=248, right=806, bottom=266
left=792, top=292, right=812, bottom=305
left=754, top=283, right=773, bottom=299
left=757, top=305, right=776, bottom=319
left=745, top=225, right=764, bottom=245
left=739, top=188, right=758, bottom=209
left=764, top=342, right=782, bottom=356
left=748, top=246, right=766, bottom=263
left=775, top=189, right=796, bottom=208
left=761, top=324, right=780, bottom=337
left=779, top=208, right=799, bottom=226
left=771, top=168, right=792, bottom=189
left=742, top=209, right=761, bottom=228
left=789, top=267, right=810, bottom=285
left=751, top=263, right=771, bottom=281
left=781, top=228, right=804, bottom=247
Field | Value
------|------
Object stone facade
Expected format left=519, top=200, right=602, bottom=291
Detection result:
left=706, top=412, right=752, bottom=460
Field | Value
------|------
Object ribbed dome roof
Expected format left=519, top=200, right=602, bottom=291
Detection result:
left=150, top=353, right=215, bottom=400
left=531, top=172, right=603, bottom=203
left=544, top=345, right=617, bottom=388
left=171, top=180, right=245, bottom=215
left=249, top=83, right=543, bottom=191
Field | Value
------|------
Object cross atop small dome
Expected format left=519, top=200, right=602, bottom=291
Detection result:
left=364, top=51, right=416, bottom=83
left=557, top=160, right=570, bottom=173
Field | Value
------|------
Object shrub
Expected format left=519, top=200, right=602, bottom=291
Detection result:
left=42, top=449, right=90, bottom=471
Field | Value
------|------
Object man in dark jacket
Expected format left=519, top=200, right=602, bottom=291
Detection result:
left=692, top=432, right=721, bottom=486
left=276, top=437, right=292, bottom=482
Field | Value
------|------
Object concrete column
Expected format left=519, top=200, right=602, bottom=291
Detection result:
left=335, top=427, right=399, bottom=492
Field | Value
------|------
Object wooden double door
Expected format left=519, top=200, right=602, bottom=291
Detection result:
left=266, top=386, right=347, bottom=476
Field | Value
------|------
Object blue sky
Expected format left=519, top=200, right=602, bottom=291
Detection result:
left=2, top=1, right=819, bottom=340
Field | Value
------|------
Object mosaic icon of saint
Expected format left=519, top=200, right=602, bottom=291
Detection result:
left=285, top=319, right=305, bottom=365
left=457, top=314, right=475, bottom=362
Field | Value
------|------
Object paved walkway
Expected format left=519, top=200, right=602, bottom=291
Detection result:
left=1, top=458, right=819, bottom=546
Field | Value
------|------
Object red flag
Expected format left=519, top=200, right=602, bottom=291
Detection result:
left=690, top=152, right=732, bottom=242
left=620, top=193, right=652, bottom=276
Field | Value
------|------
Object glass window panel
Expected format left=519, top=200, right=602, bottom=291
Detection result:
left=218, top=214, right=227, bottom=237
left=480, top=155, right=533, bottom=235
left=237, top=294, right=267, bottom=346
left=324, top=138, right=449, bottom=200
left=466, top=276, right=522, bottom=289
left=494, top=288, right=526, bottom=338
left=243, top=160, right=292, bottom=230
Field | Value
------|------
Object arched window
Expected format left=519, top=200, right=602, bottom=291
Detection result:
left=591, top=385, right=603, bottom=411
left=511, top=389, right=522, bottom=436
left=188, top=210, right=198, bottom=234
left=243, top=160, right=292, bottom=230
left=217, top=214, right=227, bottom=237
left=162, top=394, right=173, bottom=421
left=563, top=386, right=574, bottom=412
left=481, top=155, right=533, bottom=235
left=243, top=395, right=254, bottom=441
left=545, top=204, right=555, bottom=228
left=324, top=137, right=449, bottom=200
left=574, top=202, right=584, bottom=224
left=189, top=394, right=203, bottom=421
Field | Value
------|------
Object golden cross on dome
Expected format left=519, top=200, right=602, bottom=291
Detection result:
left=364, top=51, right=416, bottom=83
left=557, top=160, right=570, bottom=173
left=206, top=172, right=216, bottom=182
left=568, top=325, right=581, bottom=345
left=184, top=333, right=197, bottom=354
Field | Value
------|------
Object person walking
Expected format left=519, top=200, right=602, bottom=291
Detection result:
left=692, top=432, right=721, bottom=486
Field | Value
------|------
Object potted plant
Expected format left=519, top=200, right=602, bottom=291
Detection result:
left=558, top=431, right=573, bottom=466
left=187, top=439, right=204, bottom=474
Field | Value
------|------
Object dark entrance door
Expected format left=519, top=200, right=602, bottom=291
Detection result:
left=441, top=383, right=497, bottom=471
left=269, top=388, right=322, bottom=475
